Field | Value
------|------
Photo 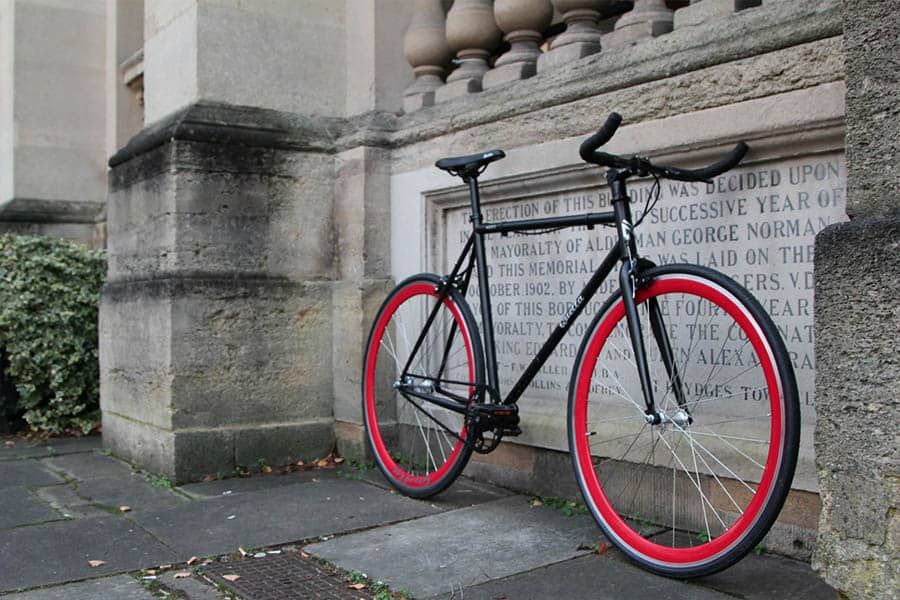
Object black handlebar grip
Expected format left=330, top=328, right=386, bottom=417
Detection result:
left=685, top=142, right=749, bottom=180
left=579, top=113, right=623, bottom=163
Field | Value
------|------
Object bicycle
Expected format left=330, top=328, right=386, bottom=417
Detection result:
left=361, top=113, right=800, bottom=578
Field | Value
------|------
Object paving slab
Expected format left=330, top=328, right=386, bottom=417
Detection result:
left=158, top=570, right=228, bottom=600
left=0, top=459, right=65, bottom=489
left=41, top=451, right=135, bottom=481
left=35, top=483, right=116, bottom=519
left=0, top=486, right=65, bottom=529
left=305, top=495, right=603, bottom=599
left=0, top=517, right=179, bottom=593
left=0, top=436, right=101, bottom=462
left=135, top=478, right=440, bottom=559
left=696, top=551, right=838, bottom=599
left=177, top=469, right=342, bottom=499
left=75, top=473, right=189, bottom=513
left=3, top=575, right=156, bottom=600
left=430, top=554, right=733, bottom=600
left=361, top=471, right=513, bottom=511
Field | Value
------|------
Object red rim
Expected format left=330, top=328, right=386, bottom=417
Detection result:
left=364, top=282, right=474, bottom=489
left=572, top=274, right=784, bottom=566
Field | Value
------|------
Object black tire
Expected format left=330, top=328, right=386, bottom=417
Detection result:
left=362, top=274, right=484, bottom=498
left=568, top=264, right=799, bottom=578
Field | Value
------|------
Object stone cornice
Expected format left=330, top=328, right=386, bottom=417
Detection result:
left=0, top=197, right=104, bottom=223
left=109, top=101, right=344, bottom=167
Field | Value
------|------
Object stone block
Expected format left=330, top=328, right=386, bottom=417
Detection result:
left=536, top=42, right=602, bottom=73
left=334, top=420, right=370, bottom=462
left=232, top=420, right=335, bottom=471
left=403, top=91, right=435, bottom=113
left=674, top=0, right=762, bottom=29
left=434, top=78, right=482, bottom=103
left=482, top=61, right=537, bottom=88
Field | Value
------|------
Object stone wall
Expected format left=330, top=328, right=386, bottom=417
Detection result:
left=812, top=0, right=899, bottom=596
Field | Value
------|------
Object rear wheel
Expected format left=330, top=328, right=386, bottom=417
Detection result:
left=568, top=265, right=799, bottom=577
left=362, top=274, right=484, bottom=498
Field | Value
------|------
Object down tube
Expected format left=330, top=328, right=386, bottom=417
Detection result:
left=503, top=245, right=622, bottom=405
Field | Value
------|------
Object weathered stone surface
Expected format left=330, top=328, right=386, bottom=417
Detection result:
left=102, top=104, right=339, bottom=483
left=0, top=486, right=64, bottom=530
left=813, top=220, right=900, bottom=598
left=4, top=575, right=158, bottom=600
left=811, top=2, right=899, bottom=596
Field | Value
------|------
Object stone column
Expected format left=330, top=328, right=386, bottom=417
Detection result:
left=403, top=0, right=453, bottom=112
left=101, top=0, right=344, bottom=482
left=435, top=0, right=502, bottom=102
left=812, top=1, right=900, bottom=598
left=483, top=0, right=553, bottom=88
left=673, top=0, right=761, bottom=30
left=603, top=0, right=673, bottom=49
left=536, top=0, right=609, bottom=72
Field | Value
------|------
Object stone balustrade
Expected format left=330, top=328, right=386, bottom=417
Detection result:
left=403, top=0, right=762, bottom=111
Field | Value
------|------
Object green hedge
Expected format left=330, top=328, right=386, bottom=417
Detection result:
left=0, top=235, right=106, bottom=433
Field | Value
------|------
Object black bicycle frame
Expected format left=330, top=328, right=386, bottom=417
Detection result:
left=401, top=171, right=664, bottom=420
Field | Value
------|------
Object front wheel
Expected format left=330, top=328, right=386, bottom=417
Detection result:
left=362, top=274, right=484, bottom=498
left=568, top=265, right=799, bottom=578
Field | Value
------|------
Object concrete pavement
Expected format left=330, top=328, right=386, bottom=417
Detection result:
left=0, top=436, right=837, bottom=599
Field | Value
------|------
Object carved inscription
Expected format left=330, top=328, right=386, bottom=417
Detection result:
left=440, top=153, right=847, bottom=428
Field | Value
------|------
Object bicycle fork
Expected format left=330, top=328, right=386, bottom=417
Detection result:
left=610, top=172, right=689, bottom=425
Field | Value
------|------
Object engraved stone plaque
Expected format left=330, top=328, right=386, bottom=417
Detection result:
left=430, top=152, right=847, bottom=490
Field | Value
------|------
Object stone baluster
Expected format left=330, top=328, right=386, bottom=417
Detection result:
left=603, top=0, right=673, bottom=49
left=537, top=0, right=609, bottom=73
left=435, top=0, right=503, bottom=102
left=403, top=0, right=454, bottom=112
left=673, top=0, right=762, bottom=30
left=483, top=0, right=553, bottom=88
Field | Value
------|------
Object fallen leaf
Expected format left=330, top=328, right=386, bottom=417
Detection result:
left=300, top=551, right=310, bottom=559
left=173, top=571, right=191, bottom=579
left=316, top=458, right=329, bottom=468
left=4, top=440, right=14, bottom=447
left=119, top=505, right=131, bottom=513
left=531, top=499, right=543, bottom=507
left=595, top=542, right=612, bottom=555
left=222, top=574, right=241, bottom=582
left=348, top=583, right=367, bottom=590
left=159, top=564, right=172, bottom=570
left=187, top=556, right=199, bottom=566
left=262, top=465, right=273, bottom=474
left=296, top=460, right=305, bottom=467
left=334, top=457, right=345, bottom=464
left=145, top=569, right=158, bottom=575
left=87, top=560, right=106, bottom=568
left=202, top=474, right=216, bottom=482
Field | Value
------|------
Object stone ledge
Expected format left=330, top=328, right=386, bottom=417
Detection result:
left=0, top=197, right=104, bottom=224
left=393, top=0, right=841, bottom=147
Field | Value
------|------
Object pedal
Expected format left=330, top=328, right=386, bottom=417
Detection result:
left=468, top=403, right=520, bottom=435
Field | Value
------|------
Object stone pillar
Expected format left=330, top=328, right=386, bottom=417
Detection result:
left=673, top=0, right=761, bottom=29
left=331, top=146, right=394, bottom=459
left=536, top=0, right=608, bottom=72
left=603, top=0, right=673, bottom=49
left=0, top=0, right=106, bottom=243
left=403, top=0, right=453, bottom=112
left=812, top=1, right=900, bottom=598
left=483, top=0, right=553, bottom=88
left=101, top=0, right=346, bottom=482
left=435, top=0, right=502, bottom=102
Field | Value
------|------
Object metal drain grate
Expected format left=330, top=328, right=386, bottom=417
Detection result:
left=204, top=552, right=373, bottom=600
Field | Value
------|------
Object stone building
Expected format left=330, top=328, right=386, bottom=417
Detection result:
left=0, top=0, right=896, bottom=596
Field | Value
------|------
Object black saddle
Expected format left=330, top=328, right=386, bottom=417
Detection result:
left=435, top=149, right=506, bottom=178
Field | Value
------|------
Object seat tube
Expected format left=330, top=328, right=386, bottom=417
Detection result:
left=467, top=177, right=501, bottom=403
